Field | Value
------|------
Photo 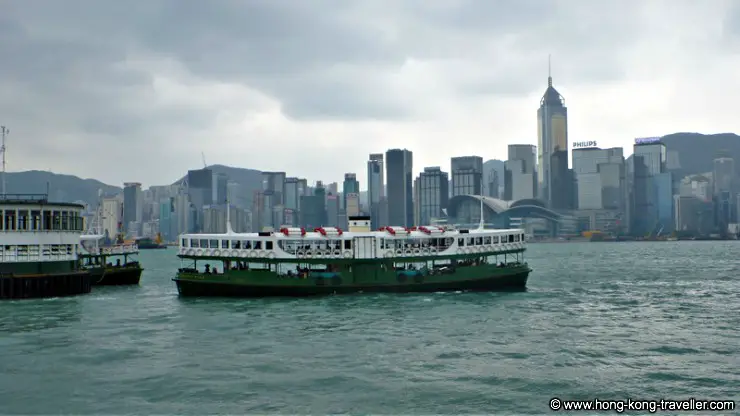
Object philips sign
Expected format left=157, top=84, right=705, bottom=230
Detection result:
left=573, top=141, right=597, bottom=148
left=635, top=137, right=661, bottom=145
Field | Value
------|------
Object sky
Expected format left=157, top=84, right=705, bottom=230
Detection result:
left=2, top=0, right=739, bottom=189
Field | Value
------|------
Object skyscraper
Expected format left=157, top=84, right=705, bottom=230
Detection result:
left=450, top=156, right=483, bottom=197
left=342, top=173, right=359, bottom=210
left=505, top=145, right=537, bottom=200
left=214, top=173, right=228, bottom=205
left=386, top=148, right=413, bottom=227
left=261, top=172, right=286, bottom=205
left=572, top=147, right=624, bottom=210
left=122, top=182, right=142, bottom=237
left=632, top=139, right=669, bottom=235
left=713, top=156, right=735, bottom=230
left=537, top=58, right=569, bottom=209
left=367, top=153, right=385, bottom=227
left=414, top=167, right=449, bottom=225
left=187, top=168, right=213, bottom=209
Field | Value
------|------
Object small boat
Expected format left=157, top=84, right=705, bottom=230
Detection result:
left=172, top=209, right=531, bottom=298
left=79, top=235, right=143, bottom=286
left=136, top=234, right=167, bottom=249
left=77, top=193, right=143, bottom=286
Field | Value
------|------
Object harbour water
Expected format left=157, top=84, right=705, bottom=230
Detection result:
left=1, top=242, right=738, bottom=414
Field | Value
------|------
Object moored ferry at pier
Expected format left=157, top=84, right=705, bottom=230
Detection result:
left=173, top=215, right=531, bottom=298
left=0, top=194, right=92, bottom=299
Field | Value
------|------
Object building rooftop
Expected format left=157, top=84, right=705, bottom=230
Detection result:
left=0, top=193, right=85, bottom=208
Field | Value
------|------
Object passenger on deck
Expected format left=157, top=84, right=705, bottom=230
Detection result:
left=205, top=264, right=211, bottom=274
left=116, top=259, right=121, bottom=267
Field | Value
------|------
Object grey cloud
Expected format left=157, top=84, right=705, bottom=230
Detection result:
left=2, top=0, right=650, bottom=124
left=1, top=0, right=735, bottom=185
left=724, top=2, right=740, bottom=41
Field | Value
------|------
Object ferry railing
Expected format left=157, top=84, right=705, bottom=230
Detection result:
left=0, top=193, right=50, bottom=203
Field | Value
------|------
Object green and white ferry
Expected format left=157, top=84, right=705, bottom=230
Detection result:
left=173, top=212, right=531, bottom=298
left=79, top=234, right=142, bottom=286
left=0, top=194, right=91, bottom=299
left=78, top=196, right=143, bottom=286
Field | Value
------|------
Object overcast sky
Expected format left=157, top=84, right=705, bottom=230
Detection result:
left=2, top=0, right=738, bottom=189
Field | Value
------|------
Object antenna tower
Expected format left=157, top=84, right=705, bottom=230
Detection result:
left=1, top=126, right=8, bottom=196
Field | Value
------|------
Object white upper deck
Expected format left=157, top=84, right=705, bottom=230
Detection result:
left=79, top=234, right=139, bottom=256
left=181, top=225, right=523, bottom=241
left=0, top=195, right=86, bottom=262
left=178, top=223, right=526, bottom=260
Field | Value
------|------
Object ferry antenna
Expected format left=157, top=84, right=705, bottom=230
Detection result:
left=225, top=191, right=234, bottom=234
left=478, top=195, right=485, bottom=230
left=1, top=125, right=8, bottom=196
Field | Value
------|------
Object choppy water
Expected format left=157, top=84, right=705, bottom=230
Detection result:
left=1, top=242, right=739, bottom=414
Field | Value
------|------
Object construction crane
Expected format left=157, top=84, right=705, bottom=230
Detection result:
left=201, top=152, right=207, bottom=168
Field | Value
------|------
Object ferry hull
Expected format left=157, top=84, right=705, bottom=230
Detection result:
left=174, top=268, right=530, bottom=298
left=0, top=271, right=92, bottom=300
left=88, top=266, right=143, bottom=286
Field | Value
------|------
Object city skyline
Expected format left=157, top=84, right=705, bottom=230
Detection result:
left=2, top=1, right=739, bottom=188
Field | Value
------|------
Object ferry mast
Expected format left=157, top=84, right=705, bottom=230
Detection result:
left=1, top=125, right=8, bottom=196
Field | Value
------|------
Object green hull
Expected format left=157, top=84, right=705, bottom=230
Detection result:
left=174, top=262, right=531, bottom=298
left=0, top=271, right=92, bottom=300
left=0, top=260, right=78, bottom=275
left=88, top=266, right=143, bottom=286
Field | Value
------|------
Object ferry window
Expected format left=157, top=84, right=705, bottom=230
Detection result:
left=475, top=237, right=482, bottom=245
left=67, top=245, right=73, bottom=255
left=266, top=241, right=273, bottom=250
left=457, top=238, right=464, bottom=246
left=254, top=241, right=262, bottom=249
left=52, top=211, right=61, bottom=230
left=17, top=210, right=28, bottom=231
left=243, top=241, right=251, bottom=249
left=232, top=240, right=241, bottom=249
left=209, top=239, right=219, bottom=248
left=190, top=239, right=199, bottom=248
left=61, top=211, right=69, bottom=230
left=484, top=237, right=491, bottom=244
left=181, top=238, right=188, bottom=247
left=221, top=240, right=229, bottom=249
left=43, top=211, right=52, bottom=230
left=199, top=239, right=208, bottom=248
left=344, top=240, right=351, bottom=250
left=5, top=210, right=16, bottom=231
left=508, top=234, right=514, bottom=243
left=31, top=210, right=41, bottom=230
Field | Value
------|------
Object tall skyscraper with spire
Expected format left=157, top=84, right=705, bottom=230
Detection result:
left=537, top=56, right=570, bottom=209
